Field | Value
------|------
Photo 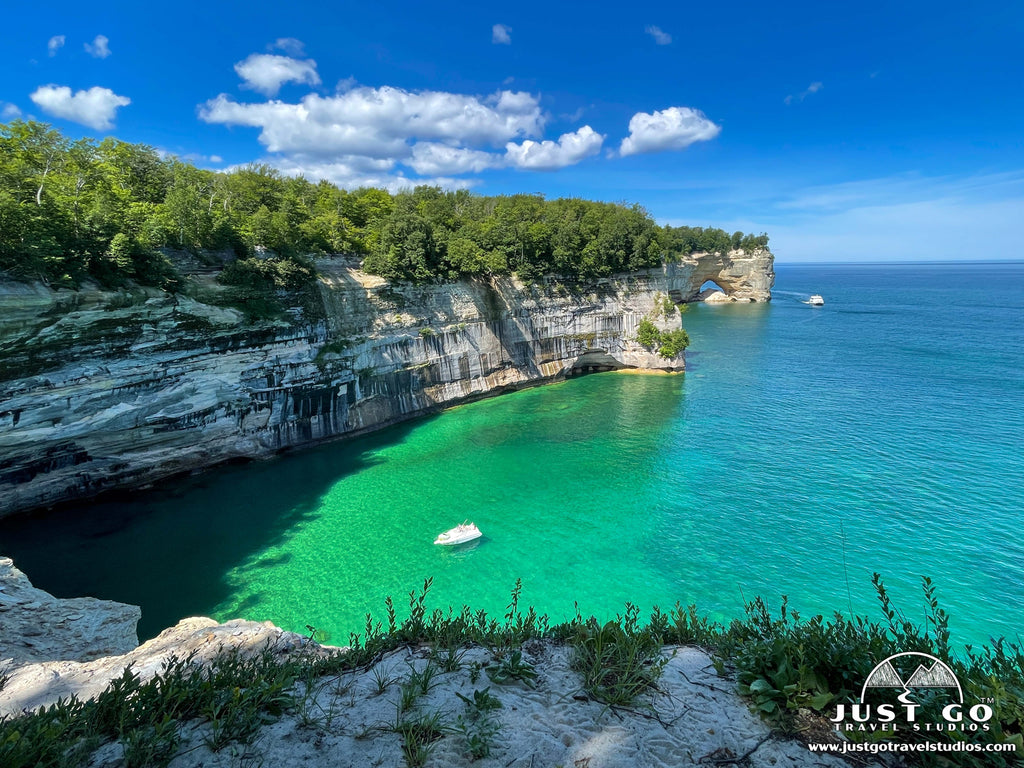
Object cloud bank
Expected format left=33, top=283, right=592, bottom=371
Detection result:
left=505, top=126, right=604, bottom=170
left=202, top=50, right=719, bottom=188
left=201, top=84, right=590, bottom=185
left=271, top=38, right=305, bottom=56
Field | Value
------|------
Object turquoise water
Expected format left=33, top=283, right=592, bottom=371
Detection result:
left=2, top=262, right=1022, bottom=649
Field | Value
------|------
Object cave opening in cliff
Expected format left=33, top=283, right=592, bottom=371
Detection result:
left=569, top=349, right=626, bottom=376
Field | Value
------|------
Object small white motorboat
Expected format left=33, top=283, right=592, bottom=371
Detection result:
left=434, top=521, right=482, bottom=546
left=807, top=294, right=825, bottom=306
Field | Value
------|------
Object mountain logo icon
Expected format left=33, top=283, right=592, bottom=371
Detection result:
left=861, top=652, right=963, bottom=703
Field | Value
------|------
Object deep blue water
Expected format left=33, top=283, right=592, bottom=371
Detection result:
left=673, top=262, right=1024, bottom=646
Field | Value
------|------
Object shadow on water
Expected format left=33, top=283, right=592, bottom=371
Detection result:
left=0, top=417, right=432, bottom=640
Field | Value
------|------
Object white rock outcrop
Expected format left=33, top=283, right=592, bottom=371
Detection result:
left=0, top=556, right=867, bottom=768
left=0, top=557, right=140, bottom=668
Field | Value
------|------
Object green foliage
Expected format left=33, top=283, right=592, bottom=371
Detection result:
left=0, top=121, right=769, bottom=294
left=657, top=328, right=690, bottom=358
left=635, top=317, right=689, bottom=359
left=486, top=650, right=538, bottom=688
left=651, top=602, right=722, bottom=647
left=652, top=292, right=677, bottom=319
left=121, top=716, right=180, bottom=768
left=662, top=224, right=769, bottom=256
left=569, top=603, right=667, bottom=706
left=0, top=650, right=299, bottom=768
left=455, top=687, right=502, bottom=715
left=455, top=688, right=502, bottom=761
left=390, top=709, right=446, bottom=767
left=713, top=576, right=1024, bottom=765
left=214, top=254, right=318, bottom=321
left=635, top=318, right=662, bottom=348
left=1, top=577, right=1021, bottom=767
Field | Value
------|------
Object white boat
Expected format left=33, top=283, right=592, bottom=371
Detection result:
left=434, top=521, right=482, bottom=546
left=807, top=294, right=825, bottom=306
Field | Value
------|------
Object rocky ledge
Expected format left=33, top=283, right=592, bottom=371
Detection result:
left=0, top=249, right=772, bottom=518
left=0, top=557, right=861, bottom=768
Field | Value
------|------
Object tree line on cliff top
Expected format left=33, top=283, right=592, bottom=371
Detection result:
left=0, top=120, right=769, bottom=290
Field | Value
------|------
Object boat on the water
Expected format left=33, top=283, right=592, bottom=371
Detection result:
left=807, top=294, right=825, bottom=306
left=434, top=521, right=482, bottom=546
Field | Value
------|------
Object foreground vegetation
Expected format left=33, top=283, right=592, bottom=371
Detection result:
left=0, top=120, right=768, bottom=291
left=1, top=576, right=1019, bottom=767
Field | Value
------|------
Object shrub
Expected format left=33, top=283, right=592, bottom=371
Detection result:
left=635, top=318, right=661, bottom=348
left=657, top=328, right=690, bottom=358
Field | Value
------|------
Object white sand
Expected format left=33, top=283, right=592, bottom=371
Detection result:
left=74, top=641, right=861, bottom=768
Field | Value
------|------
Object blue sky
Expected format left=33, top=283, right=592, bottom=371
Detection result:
left=2, top=0, right=1022, bottom=262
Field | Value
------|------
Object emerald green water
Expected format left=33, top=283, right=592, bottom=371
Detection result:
left=2, top=263, right=1022, bottom=648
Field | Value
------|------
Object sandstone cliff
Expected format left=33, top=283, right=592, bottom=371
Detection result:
left=0, top=249, right=772, bottom=517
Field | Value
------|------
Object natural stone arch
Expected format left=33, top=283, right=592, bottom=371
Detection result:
left=692, top=277, right=734, bottom=302
left=684, top=249, right=775, bottom=302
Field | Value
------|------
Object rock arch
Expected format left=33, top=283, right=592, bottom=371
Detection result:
left=695, top=278, right=730, bottom=302
left=681, top=250, right=774, bottom=303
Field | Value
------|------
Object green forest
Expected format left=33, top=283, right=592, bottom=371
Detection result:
left=0, top=121, right=768, bottom=290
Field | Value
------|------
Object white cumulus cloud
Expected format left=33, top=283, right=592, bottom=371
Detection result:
left=201, top=64, right=612, bottom=188
left=234, top=54, right=321, bottom=96
left=619, top=106, right=720, bottom=156
left=267, top=154, right=477, bottom=192
left=200, top=86, right=545, bottom=159
left=1, top=102, right=23, bottom=120
left=408, top=143, right=502, bottom=175
left=84, top=34, right=111, bottom=58
left=785, top=81, right=823, bottom=105
left=492, top=24, right=511, bottom=44
left=645, top=25, right=672, bottom=45
left=29, top=85, right=130, bottom=130
left=505, top=126, right=604, bottom=170
left=47, top=35, right=65, bottom=57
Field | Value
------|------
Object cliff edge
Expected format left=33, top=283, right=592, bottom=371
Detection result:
left=0, top=556, right=859, bottom=768
left=0, top=249, right=772, bottom=517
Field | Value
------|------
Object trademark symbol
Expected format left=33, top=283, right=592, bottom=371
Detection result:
left=980, top=697, right=995, bottom=704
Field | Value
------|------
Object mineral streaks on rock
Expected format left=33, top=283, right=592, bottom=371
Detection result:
left=0, top=250, right=772, bottom=516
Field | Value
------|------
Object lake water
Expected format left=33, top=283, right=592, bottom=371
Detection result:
left=2, top=262, right=1022, bottom=649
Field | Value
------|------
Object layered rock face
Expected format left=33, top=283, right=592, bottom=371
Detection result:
left=0, top=250, right=772, bottom=517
